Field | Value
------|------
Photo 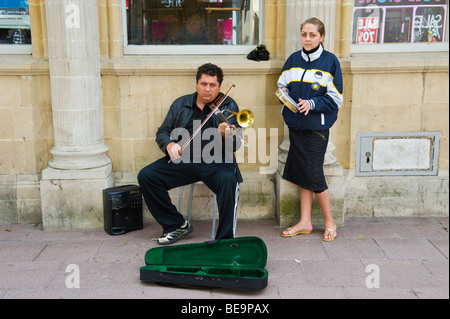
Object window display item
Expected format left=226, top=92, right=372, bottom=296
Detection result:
left=247, top=44, right=270, bottom=61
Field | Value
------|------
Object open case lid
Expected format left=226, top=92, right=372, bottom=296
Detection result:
left=144, top=237, right=267, bottom=269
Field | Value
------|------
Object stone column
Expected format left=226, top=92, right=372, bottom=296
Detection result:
left=285, top=0, right=337, bottom=57
left=277, top=0, right=344, bottom=227
left=40, top=0, right=113, bottom=230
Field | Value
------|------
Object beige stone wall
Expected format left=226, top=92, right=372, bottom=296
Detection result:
left=101, top=58, right=285, bottom=223
left=334, top=54, right=449, bottom=218
left=334, top=0, right=449, bottom=171
left=0, top=61, right=53, bottom=224
left=0, top=68, right=52, bottom=175
left=0, top=0, right=448, bottom=226
left=101, top=59, right=285, bottom=174
left=334, top=54, right=449, bottom=169
left=99, top=0, right=287, bottom=175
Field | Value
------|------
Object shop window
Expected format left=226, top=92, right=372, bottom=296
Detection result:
left=351, top=0, right=448, bottom=53
left=0, top=0, right=31, bottom=54
left=124, top=0, right=262, bottom=55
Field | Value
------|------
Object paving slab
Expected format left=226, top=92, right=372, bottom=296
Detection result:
left=360, top=259, right=441, bottom=288
left=0, top=261, right=61, bottom=290
left=73, top=287, right=145, bottom=299
left=422, top=260, right=449, bottom=287
left=375, top=238, right=447, bottom=260
left=278, top=286, right=348, bottom=299
left=322, top=238, right=387, bottom=260
left=338, top=222, right=399, bottom=239
left=0, top=241, right=46, bottom=262
left=47, top=260, right=123, bottom=289
left=3, top=288, right=77, bottom=299
left=265, top=260, right=308, bottom=288
left=300, top=260, right=368, bottom=287
left=344, top=287, right=418, bottom=299
left=429, top=239, right=449, bottom=259
left=388, top=222, right=448, bottom=239
left=412, top=287, right=449, bottom=299
left=0, top=217, right=448, bottom=300
left=34, top=240, right=104, bottom=262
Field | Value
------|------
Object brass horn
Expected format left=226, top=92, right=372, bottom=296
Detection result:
left=225, top=109, right=255, bottom=128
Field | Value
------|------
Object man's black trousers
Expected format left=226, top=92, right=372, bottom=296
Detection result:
left=137, top=157, right=239, bottom=240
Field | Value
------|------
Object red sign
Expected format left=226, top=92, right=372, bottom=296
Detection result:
left=218, top=19, right=233, bottom=44
left=355, top=0, right=444, bottom=7
left=357, top=17, right=379, bottom=44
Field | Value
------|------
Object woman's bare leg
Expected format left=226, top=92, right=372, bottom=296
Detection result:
left=282, top=187, right=314, bottom=236
left=315, top=190, right=337, bottom=240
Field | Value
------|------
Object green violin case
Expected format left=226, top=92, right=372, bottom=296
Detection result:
left=140, top=237, right=268, bottom=290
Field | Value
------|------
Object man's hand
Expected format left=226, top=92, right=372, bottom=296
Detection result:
left=166, top=142, right=182, bottom=161
left=218, top=122, right=236, bottom=138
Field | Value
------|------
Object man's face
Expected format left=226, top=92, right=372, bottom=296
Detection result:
left=196, top=74, right=221, bottom=108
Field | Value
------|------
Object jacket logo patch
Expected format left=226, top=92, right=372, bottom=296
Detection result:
left=314, top=71, right=323, bottom=79
left=311, top=82, right=320, bottom=91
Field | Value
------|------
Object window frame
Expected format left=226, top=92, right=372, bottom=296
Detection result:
left=350, top=1, right=449, bottom=54
left=121, top=0, right=264, bottom=55
left=0, top=1, right=32, bottom=55
left=0, top=44, right=31, bottom=55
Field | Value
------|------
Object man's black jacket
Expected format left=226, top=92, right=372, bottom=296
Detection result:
left=156, top=92, right=243, bottom=183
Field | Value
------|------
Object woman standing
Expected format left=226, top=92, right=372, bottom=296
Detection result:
left=278, top=18, right=343, bottom=242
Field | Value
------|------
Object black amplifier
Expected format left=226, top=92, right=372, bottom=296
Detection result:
left=103, top=185, right=143, bottom=235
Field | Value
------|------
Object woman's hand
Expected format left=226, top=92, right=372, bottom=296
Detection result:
left=297, top=99, right=311, bottom=115
left=282, top=88, right=310, bottom=115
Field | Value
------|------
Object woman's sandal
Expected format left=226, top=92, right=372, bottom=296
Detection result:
left=322, top=228, right=338, bottom=242
left=281, top=226, right=312, bottom=238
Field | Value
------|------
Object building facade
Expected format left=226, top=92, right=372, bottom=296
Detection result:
left=0, top=0, right=448, bottom=230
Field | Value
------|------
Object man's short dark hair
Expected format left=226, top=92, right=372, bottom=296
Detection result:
left=196, top=63, right=224, bottom=85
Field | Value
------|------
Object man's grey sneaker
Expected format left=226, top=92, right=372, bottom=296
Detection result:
left=158, top=221, right=193, bottom=245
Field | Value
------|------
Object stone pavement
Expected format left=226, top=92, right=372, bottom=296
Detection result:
left=0, top=217, right=448, bottom=300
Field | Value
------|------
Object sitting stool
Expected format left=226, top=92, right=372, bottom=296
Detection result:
left=178, top=181, right=217, bottom=239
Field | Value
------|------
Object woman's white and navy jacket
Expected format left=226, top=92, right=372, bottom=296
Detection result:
left=277, top=45, right=343, bottom=131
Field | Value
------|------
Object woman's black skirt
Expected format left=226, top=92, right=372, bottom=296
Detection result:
left=283, top=128, right=330, bottom=193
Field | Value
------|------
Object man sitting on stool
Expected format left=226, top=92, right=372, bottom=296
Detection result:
left=138, top=63, right=243, bottom=245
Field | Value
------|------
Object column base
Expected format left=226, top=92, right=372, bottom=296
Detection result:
left=49, top=145, right=111, bottom=170
left=40, top=165, right=113, bottom=231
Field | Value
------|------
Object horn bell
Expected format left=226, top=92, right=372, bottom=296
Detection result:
left=236, top=109, right=254, bottom=128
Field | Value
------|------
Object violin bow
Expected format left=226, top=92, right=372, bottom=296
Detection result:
left=168, top=84, right=236, bottom=163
